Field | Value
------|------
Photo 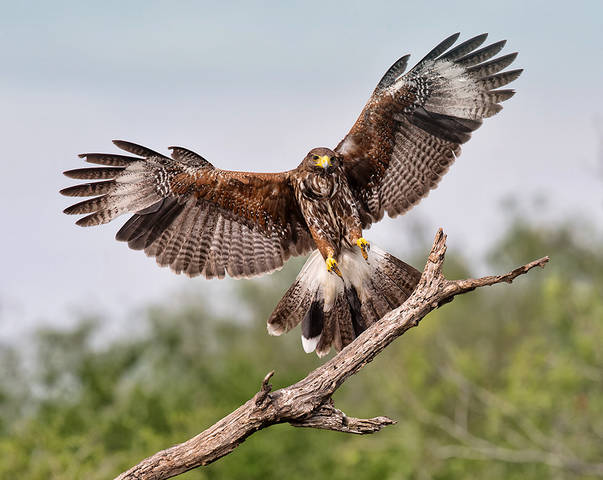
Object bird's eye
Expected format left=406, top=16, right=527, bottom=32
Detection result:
left=312, top=155, right=319, bottom=160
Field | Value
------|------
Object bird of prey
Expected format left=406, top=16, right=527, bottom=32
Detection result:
left=61, top=33, right=521, bottom=357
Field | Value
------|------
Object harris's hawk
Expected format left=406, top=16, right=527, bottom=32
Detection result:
left=61, top=33, right=521, bottom=356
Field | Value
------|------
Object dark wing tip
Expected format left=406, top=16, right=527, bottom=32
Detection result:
left=438, top=32, right=490, bottom=62
left=375, top=54, right=412, bottom=92
left=63, top=168, right=87, bottom=179
left=59, top=186, right=76, bottom=196
left=78, top=153, right=87, bottom=159
left=465, top=32, right=489, bottom=46
left=168, top=145, right=212, bottom=166
left=456, top=39, right=508, bottom=67
left=112, top=139, right=137, bottom=152
left=495, top=89, right=516, bottom=102
left=493, top=69, right=524, bottom=88
left=442, top=32, right=461, bottom=49
left=414, top=32, right=462, bottom=67
left=112, top=139, right=164, bottom=158
left=75, top=216, right=93, bottom=227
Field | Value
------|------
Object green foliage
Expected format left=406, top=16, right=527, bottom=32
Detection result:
left=1, top=219, right=602, bottom=479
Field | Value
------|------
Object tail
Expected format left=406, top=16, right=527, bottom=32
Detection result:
left=267, top=246, right=421, bottom=357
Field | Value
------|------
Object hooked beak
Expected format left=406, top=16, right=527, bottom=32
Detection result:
left=314, top=155, right=332, bottom=169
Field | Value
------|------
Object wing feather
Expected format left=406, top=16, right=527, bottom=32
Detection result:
left=374, top=54, right=410, bottom=93
left=416, top=32, right=460, bottom=63
left=439, top=33, right=488, bottom=61
left=60, top=181, right=115, bottom=197
left=456, top=40, right=507, bottom=66
left=63, top=167, right=124, bottom=179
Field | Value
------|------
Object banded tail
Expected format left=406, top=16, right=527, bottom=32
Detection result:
left=267, top=246, right=421, bottom=357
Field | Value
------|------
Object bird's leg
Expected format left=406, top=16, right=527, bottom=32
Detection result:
left=325, top=255, right=342, bottom=278
left=309, top=227, right=343, bottom=278
left=356, top=237, right=370, bottom=261
left=349, top=226, right=370, bottom=262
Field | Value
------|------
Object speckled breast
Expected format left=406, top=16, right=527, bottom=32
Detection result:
left=294, top=172, right=360, bottom=251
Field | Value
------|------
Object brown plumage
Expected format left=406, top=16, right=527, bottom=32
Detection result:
left=61, top=33, right=521, bottom=356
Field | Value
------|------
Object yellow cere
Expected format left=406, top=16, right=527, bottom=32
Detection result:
left=314, top=155, right=332, bottom=169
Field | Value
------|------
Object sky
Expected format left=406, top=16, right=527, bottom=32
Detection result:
left=1, top=0, right=602, bottom=341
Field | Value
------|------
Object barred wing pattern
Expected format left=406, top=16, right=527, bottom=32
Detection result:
left=337, top=33, right=522, bottom=227
left=61, top=141, right=313, bottom=278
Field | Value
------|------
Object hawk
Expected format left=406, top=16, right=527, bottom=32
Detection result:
left=61, top=33, right=521, bottom=356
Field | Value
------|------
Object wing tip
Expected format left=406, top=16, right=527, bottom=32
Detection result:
left=75, top=215, right=94, bottom=227
left=112, top=139, right=136, bottom=152
left=63, top=205, right=81, bottom=215
left=63, top=168, right=86, bottom=179
left=59, top=186, right=78, bottom=197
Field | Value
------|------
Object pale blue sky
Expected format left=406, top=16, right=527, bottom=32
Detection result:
left=1, top=1, right=602, bottom=340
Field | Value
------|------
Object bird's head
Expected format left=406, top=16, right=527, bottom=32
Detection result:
left=301, top=147, right=341, bottom=174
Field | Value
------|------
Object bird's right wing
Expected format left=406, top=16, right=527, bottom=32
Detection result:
left=61, top=141, right=313, bottom=278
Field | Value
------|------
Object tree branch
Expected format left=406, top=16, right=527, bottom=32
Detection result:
left=115, top=229, right=548, bottom=480
left=290, top=403, right=396, bottom=434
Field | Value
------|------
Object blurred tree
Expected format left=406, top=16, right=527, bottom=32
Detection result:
left=0, top=217, right=602, bottom=479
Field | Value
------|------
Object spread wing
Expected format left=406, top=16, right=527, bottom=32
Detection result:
left=61, top=141, right=313, bottom=278
left=336, top=33, right=522, bottom=227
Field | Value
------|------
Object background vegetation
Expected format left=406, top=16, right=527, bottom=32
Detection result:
left=1, top=214, right=602, bottom=479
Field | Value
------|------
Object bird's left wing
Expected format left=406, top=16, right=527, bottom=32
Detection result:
left=61, top=141, right=313, bottom=278
left=336, top=33, right=522, bottom=228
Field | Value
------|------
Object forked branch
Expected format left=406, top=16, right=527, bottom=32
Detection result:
left=116, top=229, right=548, bottom=480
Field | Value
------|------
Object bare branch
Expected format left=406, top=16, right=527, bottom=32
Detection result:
left=115, top=230, right=548, bottom=480
left=254, top=370, right=275, bottom=406
left=291, top=403, right=396, bottom=434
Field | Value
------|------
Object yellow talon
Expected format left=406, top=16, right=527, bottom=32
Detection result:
left=356, top=237, right=370, bottom=261
left=326, top=256, right=342, bottom=278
